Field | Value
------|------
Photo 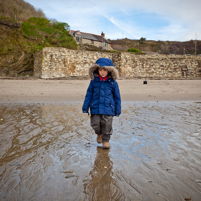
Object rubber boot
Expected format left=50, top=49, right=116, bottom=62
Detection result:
left=102, top=141, right=110, bottom=149
left=97, top=134, right=102, bottom=144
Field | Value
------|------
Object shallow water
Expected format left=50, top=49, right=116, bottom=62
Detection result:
left=0, top=101, right=201, bottom=201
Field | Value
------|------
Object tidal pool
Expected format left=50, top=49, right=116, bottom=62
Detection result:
left=0, top=101, right=201, bottom=201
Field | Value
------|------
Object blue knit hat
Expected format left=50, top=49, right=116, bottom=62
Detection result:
left=95, top=58, right=114, bottom=67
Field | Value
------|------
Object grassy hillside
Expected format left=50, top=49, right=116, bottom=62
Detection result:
left=0, top=17, right=77, bottom=54
left=0, top=0, right=78, bottom=77
left=0, top=17, right=77, bottom=77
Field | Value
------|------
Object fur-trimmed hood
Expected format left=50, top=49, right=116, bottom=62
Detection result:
left=89, top=58, right=119, bottom=80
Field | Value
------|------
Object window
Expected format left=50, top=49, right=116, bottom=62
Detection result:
left=90, top=40, right=94, bottom=44
left=103, top=41, right=106, bottom=47
left=76, top=35, right=82, bottom=42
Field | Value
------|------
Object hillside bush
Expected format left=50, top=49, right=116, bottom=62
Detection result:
left=52, top=21, right=70, bottom=32
left=28, top=17, right=50, bottom=26
left=22, top=21, right=38, bottom=36
left=22, top=17, right=77, bottom=50
left=139, top=37, right=146, bottom=44
left=127, top=48, right=142, bottom=53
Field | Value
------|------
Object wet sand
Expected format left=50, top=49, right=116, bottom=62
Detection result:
left=0, top=80, right=201, bottom=200
left=0, top=79, right=201, bottom=101
left=0, top=102, right=201, bottom=200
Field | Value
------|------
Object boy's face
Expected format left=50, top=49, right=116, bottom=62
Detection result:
left=98, top=68, right=108, bottom=77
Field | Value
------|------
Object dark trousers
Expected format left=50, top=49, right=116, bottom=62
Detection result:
left=90, top=114, right=113, bottom=142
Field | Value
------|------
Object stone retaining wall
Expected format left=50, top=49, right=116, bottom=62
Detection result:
left=34, top=47, right=201, bottom=79
left=120, top=53, right=201, bottom=78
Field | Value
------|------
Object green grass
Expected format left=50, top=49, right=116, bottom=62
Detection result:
left=0, top=17, right=78, bottom=55
left=127, top=48, right=142, bottom=53
left=22, top=21, right=39, bottom=37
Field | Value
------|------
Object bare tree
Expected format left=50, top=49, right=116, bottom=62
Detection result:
left=0, top=0, right=46, bottom=21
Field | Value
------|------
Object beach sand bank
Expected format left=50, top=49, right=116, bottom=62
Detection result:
left=0, top=79, right=201, bottom=102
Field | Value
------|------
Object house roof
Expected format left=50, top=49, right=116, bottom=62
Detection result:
left=69, top=30, right=110, bottom=43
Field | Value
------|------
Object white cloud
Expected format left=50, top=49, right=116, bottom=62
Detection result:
left=25, top=0, right=201, bottom=41
left=100, top=0, right=201, bottom=40
left=103, top=15, right=137, bottom=37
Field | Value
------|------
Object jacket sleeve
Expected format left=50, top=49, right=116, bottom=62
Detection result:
left=113, top=81, right=121, bottom=116
left=82, top=80, right=93, bottom=113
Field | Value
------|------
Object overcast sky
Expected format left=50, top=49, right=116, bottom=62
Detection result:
left=25, top=0, right=201, bottom=41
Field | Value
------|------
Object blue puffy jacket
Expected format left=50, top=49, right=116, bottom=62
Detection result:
left=82, top=58, right=121, bottom=116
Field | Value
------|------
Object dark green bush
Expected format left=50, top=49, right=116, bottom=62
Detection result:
left=28, top=17, right=50, bottom=27
left=127, top=48, right=142, bottom=53
left=22, top=21, right=38, bottom=36
left=52, top=21, right=70, bottom=32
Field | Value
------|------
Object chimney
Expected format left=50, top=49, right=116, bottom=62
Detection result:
left=101, top=32, right=105, bottom=38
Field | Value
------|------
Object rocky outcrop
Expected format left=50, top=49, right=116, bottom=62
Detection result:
left=0, top=52, right=34, bottom=76
left=0, top=17, right=21, bottom=29
left=0, top=18, right=33, bottom=77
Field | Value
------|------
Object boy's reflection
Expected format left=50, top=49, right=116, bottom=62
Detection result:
left=84, top=147, right=114, bottom=200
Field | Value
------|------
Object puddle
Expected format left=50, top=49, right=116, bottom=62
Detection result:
left=0, top=101, right=201, bottom=200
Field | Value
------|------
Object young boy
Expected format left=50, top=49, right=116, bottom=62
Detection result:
left=82, top=58, right=121, bottom=149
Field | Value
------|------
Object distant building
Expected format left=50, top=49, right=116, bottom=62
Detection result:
left=69, top=30, right=113, bottom=50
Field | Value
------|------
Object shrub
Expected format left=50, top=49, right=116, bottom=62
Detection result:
left=28, top=17, right=50, bottom=26
left=139, top=37, right=146, bottom=44
left=127, top=48, right=142, bottom=53
left=52, top=21, right=70, bottom=31
left=22, top=21, right=38, bottom=36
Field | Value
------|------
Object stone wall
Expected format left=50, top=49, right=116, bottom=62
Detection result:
left=34, top=47, right=201, bottom=79
left=120, top=53, right=201, bottom=78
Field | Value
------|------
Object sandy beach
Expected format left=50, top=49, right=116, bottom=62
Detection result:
left=0, top=79, right=201, bottom=102
left=0, top=79, right=201, bottom=201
